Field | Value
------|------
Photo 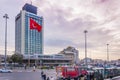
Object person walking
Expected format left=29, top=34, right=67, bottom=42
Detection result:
left=50, top=76, right=55, bottom=80
left=43, top=73, right=46, bottom=80
left=41, top=71, right=44, bottom=76
left=41, top=71, right=44, bottom=80
left=67, top=75, right=71, bottom=80
left=47, top=77, right=50, bottom=80
left=24, top=64, right=26, bottom=70
left=33, top=65, right=35, bottom=71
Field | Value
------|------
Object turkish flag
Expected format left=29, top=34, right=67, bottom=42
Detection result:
left=30, top=18, right=42, bottom=32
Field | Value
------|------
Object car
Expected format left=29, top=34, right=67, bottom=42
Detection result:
left=0, top=68, right=12, bottom=73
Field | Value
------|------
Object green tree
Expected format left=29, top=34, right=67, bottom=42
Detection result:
left=7, top=56, right=12, bottom=63
left=11, top=53, right=23, bottom=64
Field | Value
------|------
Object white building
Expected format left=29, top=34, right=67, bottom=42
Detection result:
left=59, top=46, right=79, bottom=65
left=15, top=3, right=43, bottom=55
left=23, top=54, right=72, bottom=66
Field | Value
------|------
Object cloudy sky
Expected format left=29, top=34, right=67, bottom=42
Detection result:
left=0, top=0, right=120, bottom=60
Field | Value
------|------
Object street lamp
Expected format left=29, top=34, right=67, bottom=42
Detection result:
left=3, top=14, right=9, bottom=69
left=84, top=30, right=88, bottom=66
left=107, top=44, right=109, bottom=61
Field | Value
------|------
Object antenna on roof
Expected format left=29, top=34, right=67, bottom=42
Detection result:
left=30, top=0, right=32, bottom=5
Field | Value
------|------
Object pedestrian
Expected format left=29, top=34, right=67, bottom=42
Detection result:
left=24, top=64, right=26, bottom=70
left=87, top=73, right=90, bottom=80
left=99, top=73, right=104, bottom=80
left=91, top=73, right=94, bottom=80
left=41, top=71, right=44, bottom=76
left=84, top=75, right=87, bottom=80
left=33, top=65, right=35, bottom=71
left=90, top=73, right=92, bottom=80
left=47, top=77, right=50, bottom=80
left=41, top=71, right=44, bottom=79
left=67, top=75, right=71, bottom=80
left=43, top=73, right=46, bottom=80
left=50, top=76, right=54, bottom=80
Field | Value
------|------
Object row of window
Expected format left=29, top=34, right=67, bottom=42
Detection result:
left=24, top=12, right=43, bottom=55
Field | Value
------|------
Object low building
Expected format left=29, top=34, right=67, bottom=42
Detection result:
left=81, top=57, right=93, bottom=65
left=22, top=46, right=79, bottom=66
left=23, top=54, right=72, bottom=66
left=59, top=46, right=80, bottom=65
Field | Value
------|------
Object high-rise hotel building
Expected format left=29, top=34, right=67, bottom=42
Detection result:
left=15, top=3, right=43, bottom=56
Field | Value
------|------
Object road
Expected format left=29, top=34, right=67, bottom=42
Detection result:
left=0, top=69, right=120, bottom=80
left=105, top=76, right=120, bottom=80
left=112, top=76, right=120, bottom=80
left=0, top=72, right=42, bottom=80
left=0, top=69, right=57, bottom=80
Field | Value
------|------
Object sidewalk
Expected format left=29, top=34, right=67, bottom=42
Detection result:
left=112, top=76, right=120, bottom=80
left=104, top=76, right=120, bottom=80
left=12, top=68, right=41, bottom=72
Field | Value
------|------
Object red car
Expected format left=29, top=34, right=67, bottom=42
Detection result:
left=56, top=66, right=88, bottom=79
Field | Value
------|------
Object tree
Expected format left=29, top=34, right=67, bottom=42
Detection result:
left=11, top=53, right=23, bottom=64
left=7, top=56, right=12, bottom=63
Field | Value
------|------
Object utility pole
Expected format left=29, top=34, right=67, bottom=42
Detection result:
left=3, top=14, right=9, bottom=69
left=107, top=44, right=109, bottom=61
left=84, top=30, right=88, bottom=67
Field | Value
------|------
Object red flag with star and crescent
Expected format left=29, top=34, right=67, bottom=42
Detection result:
left=30, top=18, right=42, bottom=32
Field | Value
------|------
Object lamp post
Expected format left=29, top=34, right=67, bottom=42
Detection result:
left=107, top=44, right=109, bottom=61
left=3, top=14, right=9, bottom=69
left=84, top=30, right=88, bottom=66
left=28, top=53, right=30, bottom=67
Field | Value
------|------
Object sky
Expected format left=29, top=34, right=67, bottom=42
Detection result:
left=0, top=0, right=120, bottom=60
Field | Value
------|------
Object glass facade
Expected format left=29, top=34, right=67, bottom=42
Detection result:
left=15, top=13, right=21, bottom=54
left=24, top=12, right=43, bottom=55
left=22, top=3, right=37, bottom=14
left=15, top=11, right=43, bottom=55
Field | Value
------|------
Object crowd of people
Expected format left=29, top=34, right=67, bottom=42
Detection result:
left=41, top=71, right=55, bottom=80
left=40, top=71, right=104, bottom=80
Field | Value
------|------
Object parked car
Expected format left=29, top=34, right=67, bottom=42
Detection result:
left=0, top=68, right=12, bottom=73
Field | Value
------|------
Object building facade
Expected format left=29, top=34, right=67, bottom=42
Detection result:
left=15, top=4, right=43, bottom=55
left=23, top=54, right=72, bottom=66
left=15, top=4, right=73, bottom=66
left=59, top=46, right=79, bottom=65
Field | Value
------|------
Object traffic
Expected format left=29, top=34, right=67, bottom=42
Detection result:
left=56, top=65, right=120, bottom=80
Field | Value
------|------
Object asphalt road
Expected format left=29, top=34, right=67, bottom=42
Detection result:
left=0, top=72, right=42, bottom=80
left=112, top=76, right=120, bottom=80
left=0, top=69, right=57, bottom=80
left=0, top=69, right=120, bottom=80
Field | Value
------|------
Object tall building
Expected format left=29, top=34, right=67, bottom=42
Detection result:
left=15, top=3, right=43, bottom=56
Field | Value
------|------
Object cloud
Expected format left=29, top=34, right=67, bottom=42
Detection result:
left=45, top=38, right=75, bottom=47
left=33, top=0, right=120, bottom=60
left=0, top=0, right=120, bottom=60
